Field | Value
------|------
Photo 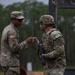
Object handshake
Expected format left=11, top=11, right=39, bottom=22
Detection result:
left=26, top=37, right=39, bottom=43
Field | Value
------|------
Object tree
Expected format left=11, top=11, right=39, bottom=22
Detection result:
left=58, top=9, right=75, bottom=68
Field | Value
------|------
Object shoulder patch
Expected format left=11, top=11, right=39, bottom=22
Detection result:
left=51, top=30, right=62, bottom=40
left=9, top=35, right=16, bottom=39
left=55, top=34, right=61, bottom=39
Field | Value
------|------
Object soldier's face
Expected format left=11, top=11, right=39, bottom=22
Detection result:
left=40, top=23, right=46, bottom=31
left=15, top=19, right=23, bottom=26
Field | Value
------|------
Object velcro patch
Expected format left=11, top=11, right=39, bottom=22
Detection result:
left=55, top=34, right=61, bottom=39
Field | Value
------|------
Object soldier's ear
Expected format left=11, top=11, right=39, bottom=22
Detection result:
left=11, top=18, right=16, bottom=21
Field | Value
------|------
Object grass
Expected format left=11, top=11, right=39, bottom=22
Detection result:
left=0, top=72, right=3, bottom=75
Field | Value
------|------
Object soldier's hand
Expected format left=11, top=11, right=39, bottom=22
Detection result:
left=26, top=37, right=33, bottom=43
left=32, top=37, right=39, bottom=43
left=26, top=37, right=39, bottom=43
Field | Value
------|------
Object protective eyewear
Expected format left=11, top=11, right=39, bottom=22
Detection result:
left=17, top=19, right=23, bottom=22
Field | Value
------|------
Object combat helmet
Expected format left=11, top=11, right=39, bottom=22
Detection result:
left=39, top=15, right=54, bottom=25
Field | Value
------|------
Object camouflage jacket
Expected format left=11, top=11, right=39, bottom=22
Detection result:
left=0, top=23, right=28, bottom=66
left=42, top=28, right=66, bottom=69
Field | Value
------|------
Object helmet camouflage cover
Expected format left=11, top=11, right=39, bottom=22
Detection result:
left=39, top=15, right=54, bottom=25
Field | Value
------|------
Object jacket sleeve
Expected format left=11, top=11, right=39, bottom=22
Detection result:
left=8, top=30, right=28, bottom=52
left=45, top=31, right=65, bottom=59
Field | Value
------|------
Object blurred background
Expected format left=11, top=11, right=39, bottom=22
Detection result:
left=0, top=0, right=75, bottom=75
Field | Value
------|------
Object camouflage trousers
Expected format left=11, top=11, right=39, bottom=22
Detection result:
left=2, top=66, right=20, bottom=75
left=44, top=68, right=65, bottom=75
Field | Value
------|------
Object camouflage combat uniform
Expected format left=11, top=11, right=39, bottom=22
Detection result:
left=39, top=15, right=66, bottom=75
left=0, top=11, right=27, bottom=75
left=42, top=29, right=66, bottom=75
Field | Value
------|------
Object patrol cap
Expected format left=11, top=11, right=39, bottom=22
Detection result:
left=11, top=11, right=24, bottom=19
left=39, top=15, right=54, bottom=25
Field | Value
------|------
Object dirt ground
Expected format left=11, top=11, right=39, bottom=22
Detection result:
left=27, top=71, right=43, bottom=75
left=20, top=68, right=43, bottom=75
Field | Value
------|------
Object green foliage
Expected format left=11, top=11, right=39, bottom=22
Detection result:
left=0, top=72, right=3, bottom=75
left=58, top=9, right=75, bottom=68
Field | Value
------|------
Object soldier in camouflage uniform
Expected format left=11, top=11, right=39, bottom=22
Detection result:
left=35, top=15, right=66, bottom=75
left=0, top=11, right=33, bottom=75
